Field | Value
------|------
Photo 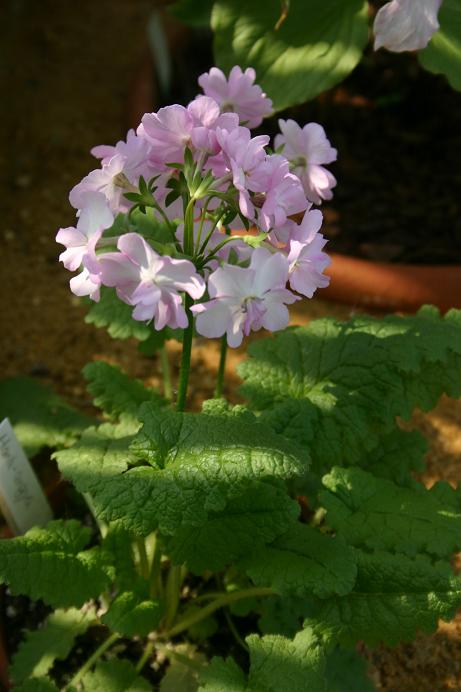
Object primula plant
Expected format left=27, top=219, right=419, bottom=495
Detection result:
left=2, top=67, right=461, bottom=691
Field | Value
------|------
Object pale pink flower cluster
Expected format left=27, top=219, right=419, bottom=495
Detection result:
left=57, top=66, right=334, bottom=347
left=373, top=0, right=443, bottom=52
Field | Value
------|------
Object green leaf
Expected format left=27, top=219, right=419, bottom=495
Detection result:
left=160, top=644, right=207, bottom=691
left=309, top=550, right=461, bottom=647
left=102, top=525, right=138, bottom=592
left=0, top=520, right=113, bottom=607
left=246, top=627, right=329, bottom=692
left=212, top=0, right=369, bottom=111
left=57, top=405, right=303, bottom=540
left=419, top=0, right=461, bottom=91
left=257, top=595, right=312, bottom=638
left=241, top=523, right=357, bottom=599
left=168, top=482, right=300, bottom=573
left=102, top=591, right=163, bottom=636
left=130, top=207, right=175, bottom=245
left=321, top=466, right=461, bottom=559
left=10, top=607, right=97, bottom=684
left=356, top=427, right=426, bottom=487
left=199, top=656, right=247, bottom=692
left=325, top=647, right=374, bottom=692
left=85, top=287, right=151, bottom=341
left=200, top=627, right=331, bottom=692
left=241, top=308, right=461, bottom=474
left=168, top=0, right=213, bottom=27
left=0, top=377, right=91, bottom=457
left=79, top=659, right=150, bottom=691
left=83, top=361, right=165, bottom=421
left=15, top=678, right=59, bottom=692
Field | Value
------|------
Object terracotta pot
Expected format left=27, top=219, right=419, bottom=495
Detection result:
left=323, top=252, right=461, bottom=313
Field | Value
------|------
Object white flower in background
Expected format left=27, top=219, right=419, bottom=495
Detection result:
left=373, top=0, right=443, bottom=52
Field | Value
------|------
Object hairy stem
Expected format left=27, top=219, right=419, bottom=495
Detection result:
left=215, top=336, right=228, bottom=398
left=160, top=345, right=173, bottom=402
left=176, top=294, right=194, bottom=412
left=136, top=537, right=149, bottom=580
left=136, top=640, right=155, bottom=674
left=164, top=587, right=274, bottom=639
left=148, top=532, right=163, bottom=600
left=67, top=632, right=119, bottom=687
left=164, top=565, right=184, bottom=630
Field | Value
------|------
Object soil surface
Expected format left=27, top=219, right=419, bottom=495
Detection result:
left=1, top=1, right=461, bottom=690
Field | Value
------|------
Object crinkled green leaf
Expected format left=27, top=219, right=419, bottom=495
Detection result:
left=308, top=550, right=461, bottom=647
left=102, top=525, right=138, bottom=592
left=10, top=607, right=97, bottom=684
left=0, top=520, right=113, bottom=607
left=0, top=377, right=91, bottom=457
left=247, top=627, right=329, bottom=692
left=321, top=466, right=461, bottom=558
left=199, top=627, right=331, bottom=692
left=102, top=591, right=163, bottom=636
left=199, top=656, right=246, bottom=692
left=419, top=0, right=461, bottom=91
left=56, top=406, right=303, bottom=537
left=83, top=361, right=165, bottom=421
left=241, top=523, right=357, bottom=599
left=325, top=647, right=374, bottom=692
left=212, top=0, right=368, bottom=111
left=168, top=483, right=299, bottom=573
left=85, top=287, right=151, bottom=341
left=257, top=595, right=313, bottom=638
left=241, top=307, right=461, bottom=474
left=79, top=659, right=150, bottom=691
left=356, top=427, right=426, bottom=487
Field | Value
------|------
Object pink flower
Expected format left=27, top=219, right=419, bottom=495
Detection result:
left=69, top=266, right=102, bottom=302
left=138, top=105, right=194, bottom=167
left=286, top=210, right=330, bottom=298
left=188, top=96, right=239, bottom=154
left=373, top=0, right=442, bottom=52
left=274, top=120, right=337, bottom=205
left=99, top=233, right=205, bottom=329
left=71, top=132, right=155, bottom=213
left=56, top=191, right=114, bottom=271
left=191, top=248, right=298, bottom=347
left=216, top=126, right=269, bottom=219
left=269, top=204, right=323, bottom=246
left=198, top=66, right=273, bottom=128
left=90, top=129, right=152, bottom=170
left=251, top=155, right=308, bottom=231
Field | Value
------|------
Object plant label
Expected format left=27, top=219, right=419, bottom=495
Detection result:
left=0, top=418, right=53, bottom=535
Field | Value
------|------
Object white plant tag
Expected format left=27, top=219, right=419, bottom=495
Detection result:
left=0, top=418, right=53, bottom=535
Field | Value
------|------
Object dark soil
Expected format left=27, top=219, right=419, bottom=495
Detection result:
left=1, top=1, right=461, bottom=690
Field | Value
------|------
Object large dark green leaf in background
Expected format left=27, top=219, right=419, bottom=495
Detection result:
left=419, top=0, right=461, bottom=91
left=212, top=0, right=369, bottom=111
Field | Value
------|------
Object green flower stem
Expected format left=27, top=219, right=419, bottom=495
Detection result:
left=136, top=640, right=155, bottom=674
left=164, top=565, right=184, bottom=630
left=136, top=537, right=149, bottom=580
left=160, top=345, right=173, bottom=402
left=176, top=294, right=194, bottom=412
left=164, top=587, right=274, bottom=639
left=184, top=199, right=195, bottom=256
left=67, top=632, right=119, bottom=687
left=148, top=532, right=162, bottom=600
left=215, top=335, right=228, bottom=398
